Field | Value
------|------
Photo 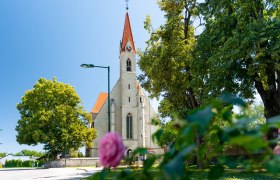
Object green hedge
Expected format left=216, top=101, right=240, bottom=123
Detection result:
left=4, top=159, right=44, bottom=167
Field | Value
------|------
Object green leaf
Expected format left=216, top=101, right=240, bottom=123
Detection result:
left=229, top=134, right=266, bottom=151
left=265, top=156, right=280, bottom=174
left=152, top=129, right=163, bottom=144
left=143, top=155, right=156, bottom=173
left=219, top=156, right=238, bottom=169
left=163, top=145, right=195, bottom=180
left=208, top=165, right=224, bottom=179
left=132, top=147, right=148, bottom=156
left=115, top=169, right=133, bottom=180
left=219, top=94, right=246, bottom=107
left=187, top=106, right=214, bottom=135
left=163, top=155, right=185, bottom=180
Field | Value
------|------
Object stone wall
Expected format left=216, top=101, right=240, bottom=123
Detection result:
left=44, top=158, right=100, bottom=168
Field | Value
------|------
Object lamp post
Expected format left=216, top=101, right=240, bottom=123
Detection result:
left=81, top=64, right=111, bottom=132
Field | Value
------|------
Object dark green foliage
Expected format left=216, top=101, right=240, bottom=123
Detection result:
left=88, top=95, right=280, bottom=179
left=4, top=159, right=44, bottom=168
left=208, top=165, right=224, bottom=179
left=195, top=0, right=280, bottom=125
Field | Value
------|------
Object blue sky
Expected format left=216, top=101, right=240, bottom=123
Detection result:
left=0, top=0, right=164, bottom=153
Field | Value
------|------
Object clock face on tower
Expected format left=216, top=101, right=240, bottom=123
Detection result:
left=126, top=45, right=132, bottom=52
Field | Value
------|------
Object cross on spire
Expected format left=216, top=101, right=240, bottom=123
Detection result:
left=125, top=0, right=129, bottom=11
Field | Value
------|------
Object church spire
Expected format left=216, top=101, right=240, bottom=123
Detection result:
left=120, top=12, right=136, bottom=52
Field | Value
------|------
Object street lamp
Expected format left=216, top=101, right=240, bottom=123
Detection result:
left=81, top=64, right=111, bottom=132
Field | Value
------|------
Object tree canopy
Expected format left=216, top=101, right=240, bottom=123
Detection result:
left=16, top=78, right=96, bottom=158
left=139, top=0, right=279, bottom=125
left=0, top=152, right=6, bottom=158
left=195, top=0, right=280, bottom=139
left=138, top=0, right=200, bottom=118
left=15, top=149, right=45, bottom=157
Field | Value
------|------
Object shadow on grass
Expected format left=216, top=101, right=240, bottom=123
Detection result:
left=85, top=167, right=280, bottom=180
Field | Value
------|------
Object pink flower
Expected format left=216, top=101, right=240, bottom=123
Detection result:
left=98, top=132, right=125, bottom=168
left=274, top=145, right=280, bottom=155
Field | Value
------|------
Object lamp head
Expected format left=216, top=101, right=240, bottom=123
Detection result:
left=80, top=64, right=95, bottom=68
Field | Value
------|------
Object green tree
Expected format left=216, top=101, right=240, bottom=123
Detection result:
left=78, top=151, right=84, bottom=157
left=15, top=150, right=45, bottom=157
left=68, top=149, right=84, bottom=158
left=151, top=116, right=179, bottom=148
left=138, top=0, right=200, bottom=118
left=243, top=104, right=266, bottom=128
left=138, top=0, right=208, bottom=168
left=0, top=152, right=6, bottom=158
left=158, top=121, right=179, bottom=148
left=195, top=0, right=280, bottom=140
left=16, top=78, right=96, bottom=159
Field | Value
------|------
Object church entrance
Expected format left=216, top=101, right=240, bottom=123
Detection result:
left=126, top=149, right=132, bottom=158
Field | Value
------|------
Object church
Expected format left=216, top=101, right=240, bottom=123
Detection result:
left=86, top=12, right=163, bottom=157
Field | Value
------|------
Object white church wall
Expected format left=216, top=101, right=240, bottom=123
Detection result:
left=92, top=100, right=108, bottom=157
left=92, top=80, right=122, bottom=157
left=110, top=80, right=122, bottom=134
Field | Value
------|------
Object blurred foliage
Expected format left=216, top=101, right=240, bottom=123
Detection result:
left=69, top=148, right=79, bottom=158
left=16, top=78, right=96, bottom=159
left=242, top=104, right=266, bottom=128
left=92, top=95, right=280, bottom=179
left=0, top=152, right=7, bottom=158
left=68, top=148, right=84, bottom=158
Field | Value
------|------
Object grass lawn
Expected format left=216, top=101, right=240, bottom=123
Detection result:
left=85, top=167, right=280, bottom=180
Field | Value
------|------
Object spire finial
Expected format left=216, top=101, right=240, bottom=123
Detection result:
left=125, top=0, right=129, bottom=11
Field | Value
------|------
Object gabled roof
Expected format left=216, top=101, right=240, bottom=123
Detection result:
left=121, top=12, right=136, bottom=52
left=91, top=92, right=108, bottom=114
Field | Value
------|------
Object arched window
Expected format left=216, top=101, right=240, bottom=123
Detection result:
left=128, top=84, right=130, bottom=89
left=129, top=97, right=130, bottom=102
left=126, top=59, right=131, bottom=71
left=126, top=113, right=133, bottom=139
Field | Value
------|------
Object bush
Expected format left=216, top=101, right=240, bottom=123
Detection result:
left=92, top=94, right=280, bottom=179
left=4, top=160, right=45, bottom=168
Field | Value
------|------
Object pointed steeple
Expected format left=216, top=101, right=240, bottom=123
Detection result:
left=121, top=13, right=136, bottom=52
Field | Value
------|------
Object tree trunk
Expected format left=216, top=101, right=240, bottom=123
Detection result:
left=254, top=69, right=280, bottom=147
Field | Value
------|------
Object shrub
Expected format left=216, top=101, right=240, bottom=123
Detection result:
left=4, top=160, right=45, bottom=167
left=92, top=94, right=280, bottom=179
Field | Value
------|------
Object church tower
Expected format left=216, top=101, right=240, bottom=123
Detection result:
left=120, top=13, right=138, bottom=143
left=87, top=11, right=162, bottom=158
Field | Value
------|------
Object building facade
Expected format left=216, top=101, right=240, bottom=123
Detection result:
left=86, top=12, right=162, bottom=157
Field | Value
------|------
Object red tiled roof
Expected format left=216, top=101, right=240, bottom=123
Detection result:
left=121, top=12, right=136, bottom=52
left=91, top=92, right=108, bottom=114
